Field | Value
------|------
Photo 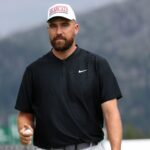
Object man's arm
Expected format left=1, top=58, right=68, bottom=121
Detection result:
left=101, top=99, right=122, bottom=150
left=17, top=112, right=34, bottom=145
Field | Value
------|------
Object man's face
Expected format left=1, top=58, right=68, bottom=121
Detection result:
left=47, top=17, right=79, bottom=52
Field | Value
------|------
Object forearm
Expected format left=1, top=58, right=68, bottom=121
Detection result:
left=102, top=99, right=122, bottom=150
left=105, top=109, right=122, bottom=150
left=17, top=112, right=34, bottom=131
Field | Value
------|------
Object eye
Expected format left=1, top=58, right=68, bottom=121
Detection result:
left=48, top=23, right=57, bottom=29
left=62, top=22, right=70, bottom=27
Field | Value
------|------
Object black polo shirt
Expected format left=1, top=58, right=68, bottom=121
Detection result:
left=15, top=47, right=122, bottom=149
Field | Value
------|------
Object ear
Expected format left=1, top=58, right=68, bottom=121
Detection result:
left=74, top=23, right=79, bottom=35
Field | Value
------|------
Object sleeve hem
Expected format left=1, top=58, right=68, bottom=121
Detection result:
left=15, top=106, right=33, bottom=113
left=100, top=95, right=122, bottom=104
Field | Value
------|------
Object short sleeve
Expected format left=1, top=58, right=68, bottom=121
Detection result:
left=15, top=67, right=33, bottom=113
left=96, top=57, right=122, bottom=103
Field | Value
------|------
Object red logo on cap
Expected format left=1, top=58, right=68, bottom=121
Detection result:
left=49, top=6, right=68, bottom=16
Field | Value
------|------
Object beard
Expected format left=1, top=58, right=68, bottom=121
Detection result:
left=50, top=35, right=74, bottom=52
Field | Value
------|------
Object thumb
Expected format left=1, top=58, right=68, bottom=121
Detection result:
left=20, top=124, right=33, bottom=135
left=24, top=124, right=33, bottom=131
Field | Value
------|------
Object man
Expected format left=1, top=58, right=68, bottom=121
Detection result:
left=15, top=3, right=122, bottom=150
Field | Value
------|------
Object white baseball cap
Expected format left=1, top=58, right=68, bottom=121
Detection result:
left=47, top=3, right=76, bottom=22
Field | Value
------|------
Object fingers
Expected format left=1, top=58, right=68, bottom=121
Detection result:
left=19, top=125, right=33, bottom=145
left=20, top=136, right=32, bottom=145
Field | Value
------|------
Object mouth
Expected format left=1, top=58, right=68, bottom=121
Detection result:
left=54, top=36, right=66, bottom=41
left=56, top=38, right=64, bottom=41
left=54, top=38, right=66, bottom=43
left=55, top=37, right=65, bottom=41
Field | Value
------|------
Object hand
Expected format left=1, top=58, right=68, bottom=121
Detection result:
left=19, top=124, right=33, bottom=145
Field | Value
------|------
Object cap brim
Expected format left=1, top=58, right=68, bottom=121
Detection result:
left=47, top=13, right=75, bottom=22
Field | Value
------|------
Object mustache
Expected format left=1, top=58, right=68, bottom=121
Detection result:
left=53, top=35, right=66, bottom=41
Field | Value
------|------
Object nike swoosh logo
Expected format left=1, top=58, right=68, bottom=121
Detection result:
left=78, top=69, right=87, bottom=73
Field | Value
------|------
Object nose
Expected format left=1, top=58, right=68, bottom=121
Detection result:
left=56, top=26, right=63, bottom=35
